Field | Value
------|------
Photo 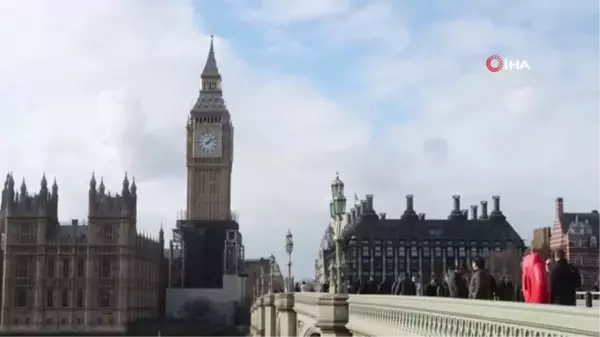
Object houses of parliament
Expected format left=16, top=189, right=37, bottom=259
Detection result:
left=0, top=173, right=164, bottom=334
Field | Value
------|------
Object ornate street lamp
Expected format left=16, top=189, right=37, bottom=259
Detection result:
left=260, top=263, right=265, bottom=295
left=285, top=230, right=294, bottom=292
left=255, top=278, right=261, bottom=298
left=269, top=254, right=275, bottom=293
left=330, top=173, right=347, bottom=294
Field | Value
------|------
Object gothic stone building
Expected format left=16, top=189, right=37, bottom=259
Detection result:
left=320, top=192, right=526, bottom=288
left=168, top=37, right=244, bottom=290
left=0, top=173, right=164, bottom=335
left=550, top=197, right=599, bottom=288
left=244, top=257, right=285, bottom=298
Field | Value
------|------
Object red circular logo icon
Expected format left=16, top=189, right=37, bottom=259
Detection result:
left=486, top=55, right=503, bottom=72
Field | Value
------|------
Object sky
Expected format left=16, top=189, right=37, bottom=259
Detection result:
left=0, top=0, right=598, bottom=279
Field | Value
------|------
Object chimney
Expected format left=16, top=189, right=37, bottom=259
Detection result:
left=470, top=205, right=478, bottom=220
left=356, top=202, right=363, bottom=217
left=592, top=210, right=599, bottom=215
left=418, top=213, right=425, bottom=220
left=406, top=194, right=414, bottom=211
left=452, top=195, right=460, bottom=211
left=71, top=219, right=78, bottom=237
left=366, top=194, right=374, bottom=212
left=379, top=212, right=386, bottom=220
left=351, top=207, right=357, bottom=222
left=461, top=209, right=468, bottom=218
left=492, top=195, right=501, bottom=212
left=361, top=200, right=368, bottom=215
left=480, top=201, right=488, bottom=219
left=556, top=197, right=564, bottom=217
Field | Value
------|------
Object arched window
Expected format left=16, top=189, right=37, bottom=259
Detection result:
left=590, top=236, right=598, bottom=248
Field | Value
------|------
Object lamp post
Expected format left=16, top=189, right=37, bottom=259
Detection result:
left=330, top=173, right=347, bottom=294
left=269, top=254, right=275, bottom=293
left=260, top=263, right=265, bottom=295
left=285, top=230, right=294, bottom=292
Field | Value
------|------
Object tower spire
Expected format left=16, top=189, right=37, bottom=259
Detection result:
left=202, top=35, right=220, bottom=78
left=192, top=35, right=228, bottom=113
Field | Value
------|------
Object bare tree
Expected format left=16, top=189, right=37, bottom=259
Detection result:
left=487, top=245, right=522, bottom=282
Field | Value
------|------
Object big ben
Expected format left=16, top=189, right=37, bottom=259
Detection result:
left=173, top=37, right=242, bottom=289
left=186, top=37, right=233, bottom=221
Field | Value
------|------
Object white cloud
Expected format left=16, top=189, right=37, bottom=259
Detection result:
left=242, top=0, right=599, bottom=255
left=0, top=0, right=597, bottom=279
left=359, top=9, right=599, bottom=242
left=315, top=1, right=411, bottom=56
left=0, top=0, right=371, bottom=277
left=233, top=0, right=353, bottom=24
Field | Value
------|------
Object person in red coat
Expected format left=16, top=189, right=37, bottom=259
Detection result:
left=521, top=252, right=550, bottom=304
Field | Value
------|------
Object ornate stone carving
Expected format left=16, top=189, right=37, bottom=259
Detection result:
left=297, top=319, right=304, bottom=336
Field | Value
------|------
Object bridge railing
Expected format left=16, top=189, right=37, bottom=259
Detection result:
left=346, top=294, right=599, bottom=336
left=250, top=292, right=600, bottom=337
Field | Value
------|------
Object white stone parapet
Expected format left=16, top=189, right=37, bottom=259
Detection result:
left=250, top=292, right=600, bottom=337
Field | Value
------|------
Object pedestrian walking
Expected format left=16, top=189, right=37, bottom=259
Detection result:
left=521, top=251, right=549, bottom=304
left=550, top=249, right=581, bottom=306
left=446, top=266, right=468, bottom=298
left=469, top=256, right=491, bottom=300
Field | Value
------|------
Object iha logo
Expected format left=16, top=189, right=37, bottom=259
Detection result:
left=485, top=55, right=531, bottom=72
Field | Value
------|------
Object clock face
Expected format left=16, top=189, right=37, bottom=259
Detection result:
left=192, top=123, right=223, bottom=158
left=196, top=133, right=218, bottom=153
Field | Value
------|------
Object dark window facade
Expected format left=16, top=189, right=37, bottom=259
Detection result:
left=15, top=288, right=27, bottom=308
left=61, top=289, right=69, bottom=307
left=16, top=257, right=29, bottom=278
left=46, top=289, right=53, bottom=308
left=335, top=198, right=525, bottom=287
left=98, top=289, right=111, bottom=308
left=47, top=258, right=55, bottom=278
left=99, top=256, right=111, bottom=278
left=76, top=289, right=84, bottom=308
left=62, top=258, right=70, bottom=278
left=77, top=259, right=85, bottom=277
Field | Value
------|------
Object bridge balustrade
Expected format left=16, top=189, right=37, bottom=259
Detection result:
left=250, top=292, right=600, bottom=337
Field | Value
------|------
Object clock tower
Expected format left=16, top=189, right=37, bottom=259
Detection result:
left=172, top=37, right=242, bottom=289
left=186, top=37, right=233, bottom=221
